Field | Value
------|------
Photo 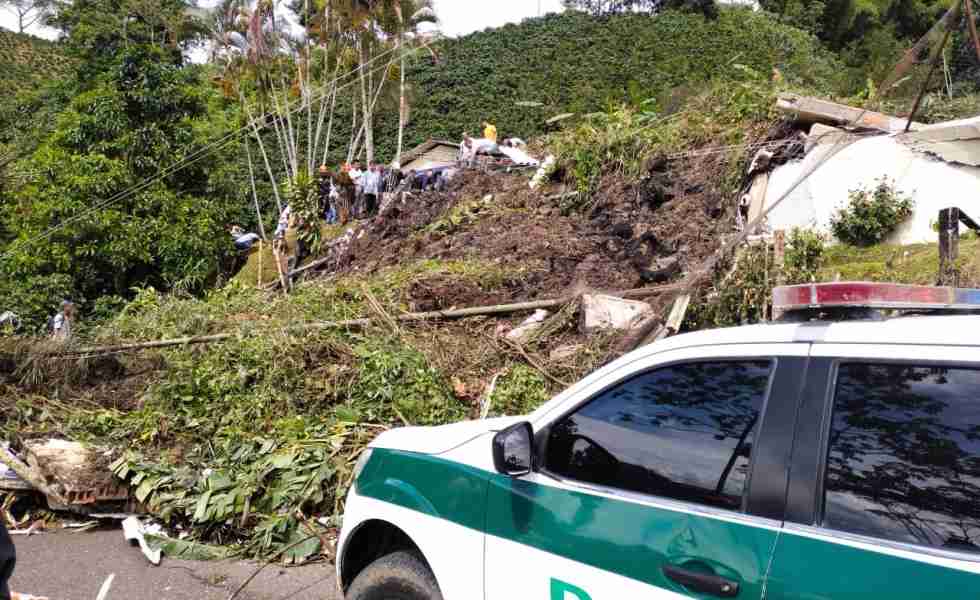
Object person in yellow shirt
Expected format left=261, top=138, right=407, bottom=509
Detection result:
left=483, top=122, right=498, bottom=143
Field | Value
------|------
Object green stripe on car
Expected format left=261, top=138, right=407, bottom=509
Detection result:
left=357, top=449, right=775, bottom=594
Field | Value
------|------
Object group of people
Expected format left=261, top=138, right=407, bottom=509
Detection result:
left=229, top=120, right=518, bottom=261
left=318, top=160, right=400, bottom=226
left=404, top=166, right=455, bottom=192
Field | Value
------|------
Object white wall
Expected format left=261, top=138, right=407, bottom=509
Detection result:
left=764, top=135, right=980, bottom=245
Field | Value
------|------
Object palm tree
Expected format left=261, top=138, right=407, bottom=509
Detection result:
left=391, top=0, right=437, bottom=166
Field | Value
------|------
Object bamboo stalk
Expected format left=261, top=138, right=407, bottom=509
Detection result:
left=272, top=242, right=290, bottom=295
left=244, top=141, right=267, bottom=241
left=257, top=241, right=264, bottom=288
left=242, top=94, right=284, bottom=213
left=965, top=0, right=980, bottom=61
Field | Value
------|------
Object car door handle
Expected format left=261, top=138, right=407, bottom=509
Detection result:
left=662, top=564, right=740, bottom=598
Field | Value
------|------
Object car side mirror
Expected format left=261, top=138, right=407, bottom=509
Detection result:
left=492, top=422, right=534, bottom=477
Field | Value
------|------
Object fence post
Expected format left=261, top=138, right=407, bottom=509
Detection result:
left=773, top=230, right=786, bottom=286
left=938, top=207, right=960, bottom=287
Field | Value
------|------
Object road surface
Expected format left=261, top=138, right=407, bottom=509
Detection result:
left=10, top=528, right=340, bottom=600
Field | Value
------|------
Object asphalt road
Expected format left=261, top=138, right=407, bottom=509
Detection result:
left=10, top=528, right=341, bottom=600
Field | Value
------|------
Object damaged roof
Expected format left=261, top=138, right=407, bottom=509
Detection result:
left=397, top=139, right=460, bottom=170
left=898, top=116, right=980, bottom=167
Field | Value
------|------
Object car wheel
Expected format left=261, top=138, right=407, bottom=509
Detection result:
left=346, top=550, right=443, bottom=600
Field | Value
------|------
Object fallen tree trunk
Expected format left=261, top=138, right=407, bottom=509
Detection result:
left=0, top=445, right=66, bottom=505
left=61, top=285, right=682, bottom=357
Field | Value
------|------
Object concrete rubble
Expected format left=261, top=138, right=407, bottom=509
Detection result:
left=898, top=116, right=980, bottom=167
left=776, top=93, right=924, bottom=133
left=580, top=294, right=653, bottom=333
left=505, top=309, right=550, bottom=343
left=24, top=439, right=130, bottom=511
left=752, top=96, right=980, bottom=244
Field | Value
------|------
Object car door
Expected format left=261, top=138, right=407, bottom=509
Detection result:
left=768, top=344, right=980, bottom=599
left=484, top=343, right=809, bottom=600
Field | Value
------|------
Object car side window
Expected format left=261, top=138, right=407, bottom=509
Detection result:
left=544, top=361, right=773, bottom=511
left=824, top=364, right=980, bottom=555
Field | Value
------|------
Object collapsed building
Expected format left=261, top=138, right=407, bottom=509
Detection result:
left=747, top=94, right=980, bottom=244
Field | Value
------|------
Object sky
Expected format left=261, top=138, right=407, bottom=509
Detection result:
left=430, top=0, right=565, bottom=37
left=0, top=1, right=567, bottom=41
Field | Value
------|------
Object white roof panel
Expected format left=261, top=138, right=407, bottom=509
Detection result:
left=659, top=315, right=980, bottom=350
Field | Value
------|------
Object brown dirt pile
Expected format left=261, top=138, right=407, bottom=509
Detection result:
left=309, top=143, right=755, bottom=314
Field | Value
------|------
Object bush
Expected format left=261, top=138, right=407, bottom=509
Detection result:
left=784, top=228, right=825, bottom=283
left=830, top=179, right=914, bottom=247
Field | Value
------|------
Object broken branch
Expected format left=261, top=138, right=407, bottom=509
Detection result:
left=61, top=285, right=682, bottom=357
left=0, top=445, right=66, bottom=506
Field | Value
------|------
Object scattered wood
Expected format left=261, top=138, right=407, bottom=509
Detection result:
left=743, top=173, right=769, bottom=229
left=774, top=230, right=786, bottom=287
left=615, top=312, right=664, bottom=354
left=8, top=520, right=45, bottom=536
left=61, top=284, right=682, bottom=357
left=938, top=207, right=960, bottom=287
left=479, top=372, right=505, bottom=419
left=651, top=294, right=691, bottom=344
left=500, top=337, right=570, bottom=388
left=776, top=93, right=922, bottom=133
left=549, top=344, right=583, bottom=362
left=272, top=242, right=290, bottom=295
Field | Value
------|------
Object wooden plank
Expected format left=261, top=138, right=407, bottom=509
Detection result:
left=642, top=293, right=691, bottom=347
left=777, top=94, right=923, bottom=133
left=745, top=173, right=769, bottom=227
left=774, top=230, right=786, bottom=287
left=939, top=207, right=960, bottom=287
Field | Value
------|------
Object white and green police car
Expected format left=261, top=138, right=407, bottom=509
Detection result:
left=337, top=282, right=980, bottom=600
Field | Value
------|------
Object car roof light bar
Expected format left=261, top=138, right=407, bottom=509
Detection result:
left=773, top=282, right=980, bottom=313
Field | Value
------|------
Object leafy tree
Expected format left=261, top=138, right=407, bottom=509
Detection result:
left=0, top=0, right=241, bottom=326
left=48, top=0, right=207, bottom=74
left=563, top=0, right=717, bottom=19
left=758, top=0, right=947, bottom=50
left=562, top=0, right=661, bottom=15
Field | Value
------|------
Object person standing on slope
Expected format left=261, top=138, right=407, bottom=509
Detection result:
left=483, top=121, right=498, bottom=143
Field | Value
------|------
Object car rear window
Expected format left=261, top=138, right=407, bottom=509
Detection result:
left=824, top=363, right=980, bottom=555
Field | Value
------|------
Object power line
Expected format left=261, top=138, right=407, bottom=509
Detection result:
left=0, top=37, right=428, bottom=262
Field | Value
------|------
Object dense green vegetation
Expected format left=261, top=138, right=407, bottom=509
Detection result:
left=0, top=6, right=851, bottom=329
left=0, top=0, right=978, bottom=562
left=393, top=8, right=842, bottom=157
left=0, top=28, right=70, bottom=95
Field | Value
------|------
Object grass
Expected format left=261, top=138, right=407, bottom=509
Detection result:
left=819, top=238, right=980, bottom=287
left=231, top=224, right=350, bottom=289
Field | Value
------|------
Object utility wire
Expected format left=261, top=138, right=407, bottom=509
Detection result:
left=0, top=37, right=431, bottom=262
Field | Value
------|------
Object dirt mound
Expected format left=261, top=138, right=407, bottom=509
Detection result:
left=307, top=143, right=751, bottom=309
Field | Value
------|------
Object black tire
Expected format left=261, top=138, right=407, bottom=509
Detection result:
left=346, top=550, right=444, bottom=600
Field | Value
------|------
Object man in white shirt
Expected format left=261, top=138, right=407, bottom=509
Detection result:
left=349, top=161, right=365, bottom=217
left=51, top=300, right=75, bottom=342
left=362, top=163, right=382, bottom=217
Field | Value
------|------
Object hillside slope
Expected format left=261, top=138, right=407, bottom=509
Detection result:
left=0, top=29, right=70, bottom=97
left=368, top=8, right=843, bottom=161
